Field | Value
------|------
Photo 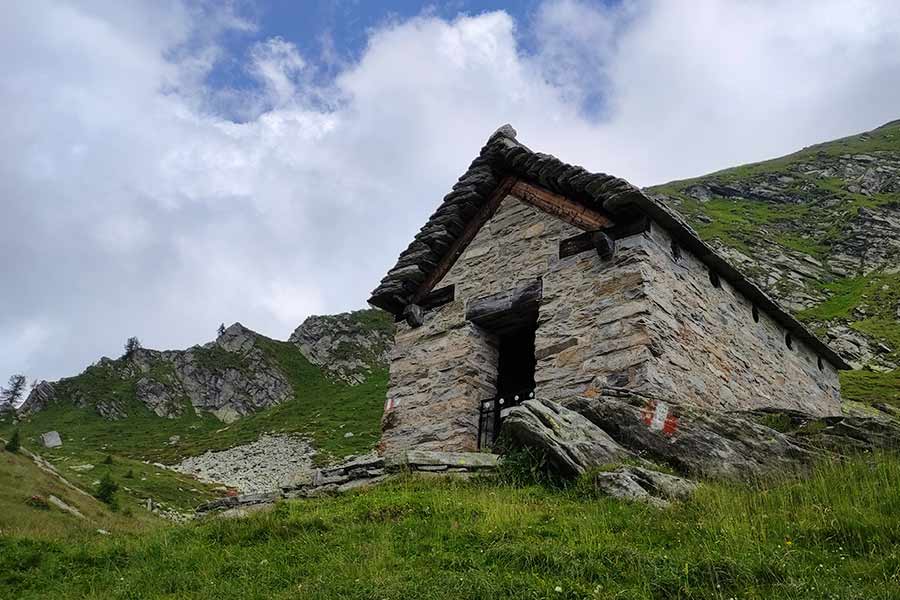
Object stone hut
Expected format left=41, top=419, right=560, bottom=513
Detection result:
left=369, top=125, right=849, bottom=456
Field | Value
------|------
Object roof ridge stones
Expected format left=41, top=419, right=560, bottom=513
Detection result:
left=369, top=124, right=639, bottom=314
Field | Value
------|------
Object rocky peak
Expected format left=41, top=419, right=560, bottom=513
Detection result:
left=289, top=309, right=394, bottom=385
left=216, top=322, right=259, bottom=354
left=18, top=381, right=57, bottom=417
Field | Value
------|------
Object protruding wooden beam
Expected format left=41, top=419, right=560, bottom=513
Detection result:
left=558, top=216, right=649, bottom=259
left=509, top=180, right=614, bottom=231
left=591, top=231, right=615, bottom=260
left=403, top=304, right=425, bottom=327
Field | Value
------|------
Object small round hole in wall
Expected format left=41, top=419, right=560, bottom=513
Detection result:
left=708, top=269, right=721, bottom=288
left=785, top=332, right=793, bottom=350
left=752, top=305, right=760, bottom=323
left=817, top=357, right=824, bottom=371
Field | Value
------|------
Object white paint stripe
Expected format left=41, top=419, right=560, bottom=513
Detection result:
left=650, top=401, right=669, bottom=431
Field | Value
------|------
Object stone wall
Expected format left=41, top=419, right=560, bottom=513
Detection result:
left=638, top=223, right=842, bottom=415
left=381, top=197, right=653, bottom=455
left=381, top=196, right=842, bottom=456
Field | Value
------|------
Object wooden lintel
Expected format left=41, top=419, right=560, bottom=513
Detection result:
left=411, top=176, right=517, bottom=304
left=509, top=180, right=614, bottom=231
left=466, top=278, right=542, bottom=333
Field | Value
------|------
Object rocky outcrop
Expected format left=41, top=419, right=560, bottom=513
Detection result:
left=135, top=377, right=183, bottom=418
left=172, top=434, right=316, bottom=493
left=169, top=324, right=293, bottom=420
left=563, top=391, right=816, bottom=480
left=18, top=381, right=56, bottom=417
left=289, top=309, right=393, bottom=385
left=19, top=323, right=297, bottom=422
left=504, top=389, right=900, bottom=502
left=502, top=398, right=634, bottom=477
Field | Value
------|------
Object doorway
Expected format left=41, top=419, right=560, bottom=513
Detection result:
left=477, top=314, right=538, bottom=449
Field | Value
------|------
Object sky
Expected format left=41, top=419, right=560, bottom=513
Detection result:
left=3, top=0, right=900, bottom=386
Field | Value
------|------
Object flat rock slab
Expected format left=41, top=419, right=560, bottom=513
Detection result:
left=746, top=407, right=900, bottom=453
left=48, top=494, right=85, bottom=519
left=503, top=398, right=635, bottom=478
left=387, top=450, right=499, bottom=471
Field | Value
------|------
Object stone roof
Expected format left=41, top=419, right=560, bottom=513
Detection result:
left=369, top=125, right=850, bottom=370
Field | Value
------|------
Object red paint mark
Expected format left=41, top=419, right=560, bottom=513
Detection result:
left=641, top=399, right=679, bottom=437
left=662, top=414, right=679, bottom=437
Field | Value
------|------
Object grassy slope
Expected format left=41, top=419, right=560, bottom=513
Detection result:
left=649, top=120, right=900, bottom=407
left=0, top=448, right=159, bottom=540
left=3, top=456, right=900, bottom=599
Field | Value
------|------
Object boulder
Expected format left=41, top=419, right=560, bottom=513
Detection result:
left=40, top=431, right=62, bottom=449
left=503, top=398, right=635, bottom=478
left=591, top=466, right=697, bottom=508
left=563, top=391, right=815, bottom=480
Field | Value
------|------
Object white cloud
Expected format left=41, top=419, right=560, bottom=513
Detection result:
left=2, top=0, right=900, bottom=382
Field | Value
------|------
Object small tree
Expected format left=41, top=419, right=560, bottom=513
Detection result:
left=217, top=323, right=226, bottom=337
left=95, top=472, right=119, bottom=508
left=1, top=374, right=27, bottom=406
left=124, top=336, right=142, bottom=358
left=5, top=429, right=21, bottom=453
left=102, top=454, right=114, bottom=465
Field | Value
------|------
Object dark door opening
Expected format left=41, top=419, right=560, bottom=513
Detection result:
left=478, top=317, right=538, bottom=449
left=496, top=325, right=537, bottom=399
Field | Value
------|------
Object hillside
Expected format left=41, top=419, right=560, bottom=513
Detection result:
left=649, top=119, right=900, bottom=406
left=1, top=309, right=394, bottom=510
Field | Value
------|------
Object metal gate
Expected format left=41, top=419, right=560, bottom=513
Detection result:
left=477, top=388, right=534, bottom=449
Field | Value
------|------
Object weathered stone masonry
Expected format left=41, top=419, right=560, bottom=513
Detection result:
left=373, top=125, right=848, bottom=457
left=638, top=224, right=841, bottom=414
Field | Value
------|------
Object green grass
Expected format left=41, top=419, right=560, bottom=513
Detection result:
left=841, top=370, right=900, bottom=407
left=798, top=272, right=900, bottom=360
left=0, top=447, right=160, bottom=540
left=3, top=455, right=900, bottom=599
left=191, top=345, right=254, bottom=373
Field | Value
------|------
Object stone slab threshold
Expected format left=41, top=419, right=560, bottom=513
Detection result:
left=195, top=450, right=500, bottom=516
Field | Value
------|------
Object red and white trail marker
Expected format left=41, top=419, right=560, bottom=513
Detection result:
left=641, top=399, right=678, bottom=437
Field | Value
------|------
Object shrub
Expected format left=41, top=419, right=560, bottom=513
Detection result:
left=124, top=469, right=134, bottom=479
left=102, top=454, right=113, bottom=465
left=494, top=440, right=560, bottom=488
left=25, top=495, right=49, bottom=510
left=95, top=472, right=119, bottom=509
left=4, top=429, right=20, bottom=453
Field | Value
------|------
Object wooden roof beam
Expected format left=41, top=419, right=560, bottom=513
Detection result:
left=509, top=179, right=614, bottom=231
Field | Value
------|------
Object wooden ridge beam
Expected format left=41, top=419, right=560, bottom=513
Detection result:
left=509, top=180, right=614, bottom=231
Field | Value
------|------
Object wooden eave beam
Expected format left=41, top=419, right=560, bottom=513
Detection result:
left=509, top=179, right=614, bottom=231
